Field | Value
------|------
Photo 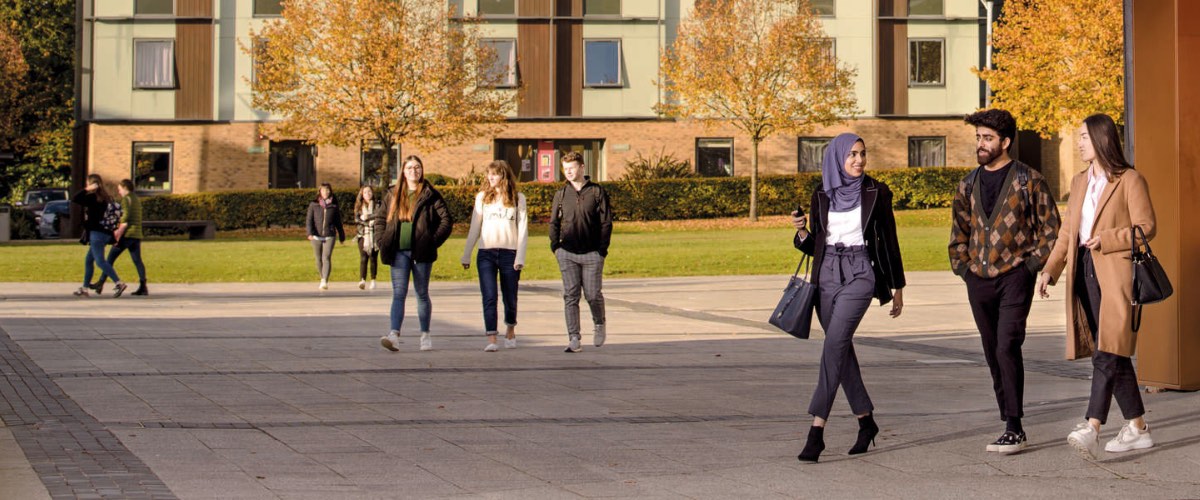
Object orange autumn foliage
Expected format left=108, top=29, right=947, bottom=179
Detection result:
left=0, top=24, right=27, bottom=147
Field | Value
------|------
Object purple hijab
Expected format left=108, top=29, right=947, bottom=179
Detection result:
left=821, top=133, right=864, bottom=212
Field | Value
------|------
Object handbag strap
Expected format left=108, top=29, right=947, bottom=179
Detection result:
left=1132, top=225, right=1153, bottom=257
left=792, top=254, right=811, bottom=280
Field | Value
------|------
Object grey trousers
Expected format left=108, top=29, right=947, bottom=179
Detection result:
left=808, top=245, right=876, bottom=420
left=311, top=237, right=335, bottom=280
left=555, top=248, right=606, bottom=339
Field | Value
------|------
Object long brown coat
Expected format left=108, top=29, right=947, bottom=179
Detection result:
left=1043, top=168, right=1156, bottom=360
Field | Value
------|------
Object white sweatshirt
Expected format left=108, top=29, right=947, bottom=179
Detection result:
left=461, top=191, right=529, bottom=266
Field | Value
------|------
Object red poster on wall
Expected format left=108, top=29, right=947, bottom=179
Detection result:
left=537, top=140, right=555, bottom=183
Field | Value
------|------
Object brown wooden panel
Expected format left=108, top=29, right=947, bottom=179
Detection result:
left=1179, top=0, right=1200, bottom=389
left=176, top=0, right=212, bottom=17
left=554, top=20, right=582, bottom=116
left=519, top=0, right=553, bottom=17
left=175, top=23, right=213, bottom=120
left=517, top=21, right=551, bottom=117
left=876, top=20, right=906, bottom=115
left=555, top=0, right=581, bottom=17
left=878, top=0, right=904, bottom=17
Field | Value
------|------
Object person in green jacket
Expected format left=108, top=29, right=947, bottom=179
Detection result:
left=92, top=179, right=149, bottom=296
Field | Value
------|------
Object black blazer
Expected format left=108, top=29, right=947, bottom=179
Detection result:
left=793, top=175, right=906, bottom=305
left=372, top=181, right=453, bottom=264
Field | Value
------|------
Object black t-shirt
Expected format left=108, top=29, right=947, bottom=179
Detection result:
left=980, top=161, right=1012, bottom=219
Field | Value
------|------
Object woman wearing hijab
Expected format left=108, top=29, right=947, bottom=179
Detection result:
left=791, top=133, right=906, bottom=463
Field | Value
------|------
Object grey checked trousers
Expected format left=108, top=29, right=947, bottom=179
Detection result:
left=555, top=248, right=606, bottom=339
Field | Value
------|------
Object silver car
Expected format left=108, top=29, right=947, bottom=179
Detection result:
left=36, top=200, right=70, bottom=239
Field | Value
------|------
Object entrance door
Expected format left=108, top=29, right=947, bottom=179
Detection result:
left=269, top=141, right=316, bottom=189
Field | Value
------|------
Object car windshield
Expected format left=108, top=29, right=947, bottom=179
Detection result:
left=45, top=202, right=69, bottom=214
left=26, top=191, right=67, bottom=204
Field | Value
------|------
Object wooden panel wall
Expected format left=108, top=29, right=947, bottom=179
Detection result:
left=519, top=0, right=553, bottom=17
left=554, top=20, right=582, bottom=116
left=555, top=0, right=582, bottom=17
left=876, top=20, right=907, bottom=115
left=518, top=22, right=552, bottom=117
left=176, top=0, right=212, bottom=17
left=175, top=22, right=213, bottom=119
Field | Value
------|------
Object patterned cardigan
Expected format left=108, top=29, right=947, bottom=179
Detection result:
left=949, top=161, right=1062, bottom=278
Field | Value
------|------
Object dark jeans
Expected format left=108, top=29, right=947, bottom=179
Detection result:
left=358, top=239, right=378, bottom=280
left=389, top=250, right=432, bottom=333
left=1076, top=247, right=1145, bottom=424
left=97, top=237, right=146, bottom=286
left=83, top=231, right=119, bottom=286
left=965, top=266, right=1035, bottom=420
left=476, top=248, right=520, bottom=335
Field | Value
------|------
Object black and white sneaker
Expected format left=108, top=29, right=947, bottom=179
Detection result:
left=987, top=431, right=1027, bottom=454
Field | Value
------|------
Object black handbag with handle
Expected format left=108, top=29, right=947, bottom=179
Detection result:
left=769, top=255, right=817, bottom=339
left=1131, top=225, right=1173, bottom=332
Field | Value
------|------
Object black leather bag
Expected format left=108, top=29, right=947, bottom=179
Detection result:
left=1131, top=225, right=1172, bottom=331
left=769, top=256, right=817, bottom=339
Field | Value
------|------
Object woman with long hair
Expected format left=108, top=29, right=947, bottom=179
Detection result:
left=354, top=185, right=380, bottom=290
left=791, top=133, right=906, bottom=463
left=461, top=160, right=528, bottom=352
left=375, top=156, right=453, bottom=352
left=306, top=183, right=345, bottom=290
left=71, top=174, right=128, bottom=297
left=1038, top=113, right=1157, bottom=459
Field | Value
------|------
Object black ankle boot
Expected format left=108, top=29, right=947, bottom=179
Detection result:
left=797, top=426, right=826, bottom=463
left=848, top=414, right=879, bottom=455
left=132, top=280, right=148, bottom=296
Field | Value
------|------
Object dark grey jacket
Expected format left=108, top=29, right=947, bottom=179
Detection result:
left=306, top=198, right=345, bottom=242
left=372, top=181, right=453, bottom=264
left=549, top=179, right=613, bottom=257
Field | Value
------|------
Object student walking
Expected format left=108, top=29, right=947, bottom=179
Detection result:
left=549, top=151, right=613, bottom=353
left=791, top=133, right=906, bottom=463
left=462, top=160, right=529, bottom=352
left=71, top=174, right=128, bottom=297
left=354, top=185, right=380, bottom=290
left=92, top=179, right=148, bottom=296
left=306, top=183, right=345, bottom=290
left=1037, top=114, right=1157, bottom=460
left=950, top=109, right=1061, bottom=454
left=376, top=156, right=452, bottom=352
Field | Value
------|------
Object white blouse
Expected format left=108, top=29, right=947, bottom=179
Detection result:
left=1079, top=166, right=1109, bottom=246
left=826, top=206, right=865, bottom=246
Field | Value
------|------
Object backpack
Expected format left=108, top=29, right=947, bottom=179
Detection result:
left=100, top=201, right=122, bottom=232
left=964, top=163, right=1037, bottom=226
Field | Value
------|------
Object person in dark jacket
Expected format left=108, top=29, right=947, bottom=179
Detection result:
left=791, top=133, right=906, bottom=463
left=306, top=183, right=345, bottom=290
left=354, top=185, right=380, bottom=290
left=374, top=156, right=452, bottom=352
left=92, top=179, right=149, bottom=296
left=549, top=151, right=613, bottom=353
left=71, top=174, right=128, bottom=297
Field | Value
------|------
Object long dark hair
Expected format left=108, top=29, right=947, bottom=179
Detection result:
left=86, top=174, right=111, bottom=203
left=1083, top=113, right=1134, bottom=179
left=354, top=185, right=376, bottom=215
left=388, top=155, right=425, bottom=222
left=315, top=183, right=334, bottom=203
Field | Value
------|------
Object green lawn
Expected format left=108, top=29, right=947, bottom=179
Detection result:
left=0, top=209, right=956, bottom=283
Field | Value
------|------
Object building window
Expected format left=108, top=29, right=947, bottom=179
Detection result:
left=584, top=40, right=622, bottom=87
left=584, top=0, right=621, bottom=16
left=478, top=0, right=516, bottom=16
left=908, top=39, right=943, bottom=86
left=696, top=138, right=734, bottom=177
left=908, top=137, right=946, bottom=167
left=811, top=0, right=835, bottom=17
left=133, top=143, right=173, bottom=192
left=480, top=39, right=517, bottom=87
left=908, top=0, right=943, bottom=17
left=797, top=137, right=832, bottom=172
left=361, top=141, right=400, bottom=188
left=494, top=139, right=604, bottom=182
left=817, top=38, right=836, bottom=64
left=253, top=0, right=283, bottom=16
left=555, top=140, right=604, bottom=181
left=134, top=40, right=176, bottom=89
left=135, top=0, right=173, bottom=15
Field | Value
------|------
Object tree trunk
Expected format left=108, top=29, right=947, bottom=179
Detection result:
left=749, top=138, right=760, bottom=222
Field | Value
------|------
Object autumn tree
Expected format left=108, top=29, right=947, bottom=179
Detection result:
left=658, top=0, right=857, bottom=221
left=0, top=24, right=27, bottom=147
left=976, top=0, right=1124, bottom=137
left=248, top=0, right=516, bottom=183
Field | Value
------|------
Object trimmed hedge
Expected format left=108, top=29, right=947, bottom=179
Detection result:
left=141, top=167, right=972, bottom=230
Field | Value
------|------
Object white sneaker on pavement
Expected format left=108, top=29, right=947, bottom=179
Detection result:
left=483, top=343, right=499, bottom=352
left=380, top=331, right=401, bottom=352
left=1067, top=422, right=1101, bottom=460
left=1105, top=421, right=1153, bottom=452
left=564, top=337, right=581, bottom=353
left=593, top=324, right=607, bottom=347
left=504, top=337, right=517, bottom=349
left=369, top=280, right=376, bottom=290
left=358, top=280, right=366, bottom=290
left=419, top=332, right=433, bottom=351
left=319, top=279, right=328, bottom=290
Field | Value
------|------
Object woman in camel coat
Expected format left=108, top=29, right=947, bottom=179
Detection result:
left=1037, top=114, right=1157, bottom=460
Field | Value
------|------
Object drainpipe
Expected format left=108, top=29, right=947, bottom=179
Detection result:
left=980, top=0, right=994, bottom=107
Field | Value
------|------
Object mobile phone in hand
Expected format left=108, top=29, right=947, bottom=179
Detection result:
left=794, top=203, right=805, bottom=217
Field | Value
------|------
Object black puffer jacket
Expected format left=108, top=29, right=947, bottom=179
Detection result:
left=549, top=179, right=613, bottom=257
left=306, top=197, right=345, bottom=242
left=372, top=181, right=453, bottom=264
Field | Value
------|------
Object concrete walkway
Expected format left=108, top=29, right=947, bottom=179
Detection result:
left=1, top=272, right=1197, bottom=499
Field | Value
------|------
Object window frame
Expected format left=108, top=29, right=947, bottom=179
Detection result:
left=479, top=38, right=518, bottom=88
left=810, top=0, right=836, bottom=17
left=477, top=0, right=518, bottom=18
left=796, top=136, right=833, bottom=172
left=133, top=39, right=177, bottom=90
left=131, top=142, right=175, bottom=194
left=360, top=141, right=401, bottom=188
left=907, top=136, right=947, bottom=167
left=907, top=0, right=944, bottom=17
left=907, top=38, right=945, bottom=87
left=134, top=0, right=175, bottom=16
left=583, top=38, right=623, bottom=88
left=583, top=0, right=622, bottom=17
left=252, top=0, right=284, bottom=18
left=695, top=137, right=735, bottom=177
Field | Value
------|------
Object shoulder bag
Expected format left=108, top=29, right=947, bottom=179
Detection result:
left=769, top=255, right=817, bottom=339
left=1131, top=225, right=1173, bottom=332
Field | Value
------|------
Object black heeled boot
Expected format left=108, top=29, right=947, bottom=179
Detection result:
left=797, top=425, right=826, bottom=463
left=848, top=414, right=879, bottom=455
left=132, top=280, right=148, bottom=296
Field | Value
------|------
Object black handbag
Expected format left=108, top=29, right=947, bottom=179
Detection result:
left=1130, top=225, right=1172, bottom=332
left=769, top=255, right=817, bottom=339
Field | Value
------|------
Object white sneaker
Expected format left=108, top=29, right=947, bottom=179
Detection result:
left=593, top=324, right=607, bottom=347
left=419, top=332, right=433, bottom=351
left=1067, top=422, right=1101, bottom=460
left=564, top=337, right=581, bottom=353
left=369, top=280, right=376, bottom=290
left=319, top=279, right=328, bottom=290
left=504, top=337, right=517, bottom=349
left=380, top=331, right=401, bottom=352
left=483, top=343, right=499, bottom=352
left=358, top=280, right=366, bottom=290
left=1105, top=421, right=1153, bottom=452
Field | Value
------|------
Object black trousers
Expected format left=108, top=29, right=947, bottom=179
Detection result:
left=358, top=238, right=378, bottom=280
left=965, top=267, right=1034, bottom=421
left=1076, top=247, right=1145, bottom=424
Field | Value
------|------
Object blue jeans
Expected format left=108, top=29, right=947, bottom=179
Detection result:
left=476, top=248, right=520, bottom=334
left=390, top=250, right=432, bottom=332
left=83, top=231, right=120, bottom=286
left=97, top=238, right=146, bottom=285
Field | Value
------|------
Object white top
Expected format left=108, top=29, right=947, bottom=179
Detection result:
left=461, top=191, right=529, bottom=266
left=826, top=206, right=865, bottom=246
left=1079, top=165, right=1109, bottom=246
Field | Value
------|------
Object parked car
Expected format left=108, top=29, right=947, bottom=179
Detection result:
left=16, top=188, right=69, bottom=217
left=36, top=200, right=70, bottom=239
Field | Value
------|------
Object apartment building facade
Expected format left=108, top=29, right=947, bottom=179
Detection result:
left=79, top=0, right=992, bottom=194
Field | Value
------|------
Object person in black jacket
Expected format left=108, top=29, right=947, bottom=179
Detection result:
left=306, top=183, right=345, bottom=290
left=71, top=174, right=129, bottom=298
left=374, top=156, right=452, bottom=352
left=791, top=133, right=906, bottom=463
left=549, top=151, right=613, bottom=353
